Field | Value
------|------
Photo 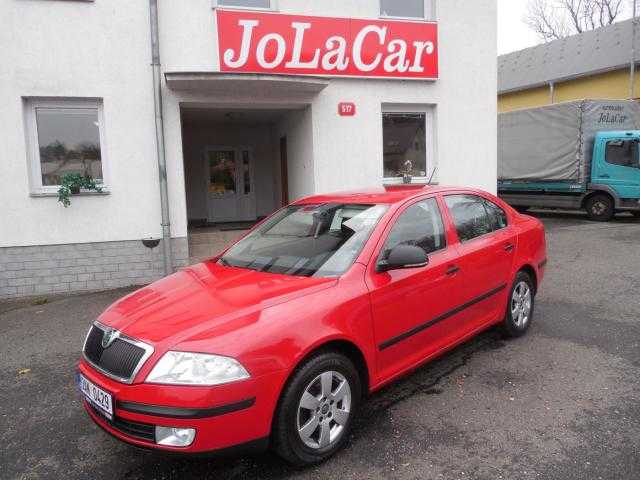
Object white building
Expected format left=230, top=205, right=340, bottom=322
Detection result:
left=0, top=0, right=497, bottom=299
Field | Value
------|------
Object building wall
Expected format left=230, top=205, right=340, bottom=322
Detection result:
left=0, top=0, right=497, bottom=298
left=498, top=86, right=551, bottom=113
left=498, top=68, right=640, bottom=113
left=1, top=0, right=164, bottom=248
left=275, top=107, right=316, bottom=202
left=159, top=0, right=498, bottom=205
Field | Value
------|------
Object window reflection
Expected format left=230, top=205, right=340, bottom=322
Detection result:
left=36, top=108, right=102, bottom=186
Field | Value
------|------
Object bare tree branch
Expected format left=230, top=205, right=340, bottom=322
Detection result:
left=525, top=0, right=627, bottom=42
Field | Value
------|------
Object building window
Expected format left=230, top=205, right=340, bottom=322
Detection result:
left=214, top=0, right=273, bottom=10
left=382, top=108, right=434, bottom=183
left=25, top=98, right=106, bottom=192
left=380, top=0, right=433, bottom=19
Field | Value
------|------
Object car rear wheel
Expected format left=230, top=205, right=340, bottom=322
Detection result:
left=272, top=352, right=361, bottom=466
left=502, top=271, right=535, bottom=338
left=585, top=194, right=614, bottom=221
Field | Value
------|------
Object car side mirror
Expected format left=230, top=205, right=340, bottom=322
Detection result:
left=377, top=244, right=428, bottom=272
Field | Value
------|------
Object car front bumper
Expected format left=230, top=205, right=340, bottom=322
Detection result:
left=78, top=358, right=287, bottom=454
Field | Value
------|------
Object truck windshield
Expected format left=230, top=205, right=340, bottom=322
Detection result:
left=219, top=203, right=388, bottom=277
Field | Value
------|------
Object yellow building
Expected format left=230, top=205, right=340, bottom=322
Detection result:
left=498, top=19, right=640, bottom=113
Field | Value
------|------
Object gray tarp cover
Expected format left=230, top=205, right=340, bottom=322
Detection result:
left=498, top=99, right=640, bottom=182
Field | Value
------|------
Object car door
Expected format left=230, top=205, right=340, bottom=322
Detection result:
left=442, top=194, right=517, bottom=333
left=593, top=137, right=640, bottom=199
left=365, top=197, right=464, bottom=381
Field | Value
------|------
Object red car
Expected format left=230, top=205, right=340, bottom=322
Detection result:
left=78, top=186, right=546, bottom=465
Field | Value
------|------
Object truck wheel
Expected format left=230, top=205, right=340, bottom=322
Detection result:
left=585, top=194, right=614, bottom=221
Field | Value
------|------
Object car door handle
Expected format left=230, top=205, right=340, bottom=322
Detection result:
left=504, top=243, right=515, bottom=252
left=446, top=265, right=460, bottom=275
left=600, top=174, right=610, bottom=178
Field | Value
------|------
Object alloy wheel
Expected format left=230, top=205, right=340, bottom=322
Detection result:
left=511, top=281, right=532, bottom=328
left=296, top=371, right=351, bottom=449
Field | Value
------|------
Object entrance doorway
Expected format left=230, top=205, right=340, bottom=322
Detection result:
left=180, top=105, right=314, bottom=262
left=206, top=146, right=255, bottom=222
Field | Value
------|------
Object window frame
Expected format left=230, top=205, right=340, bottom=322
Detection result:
left=24, top=97, right=109, bottom=195
left=211, top=0, right=277, bottom=12
left=381, top=104, right=436, bottom=186
left=443, top=194, right=508, bottom=244
left=481, top=197, right=509, bottom=232
left=379, top=0, right=435, bottom=21
left=604, top=139, right=640, bottom=169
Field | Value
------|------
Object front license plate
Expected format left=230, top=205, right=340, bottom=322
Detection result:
left=78, top=373, right=113, bottom=419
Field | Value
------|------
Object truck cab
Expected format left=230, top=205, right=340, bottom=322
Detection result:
left=590, top=131, right=640, bottom=215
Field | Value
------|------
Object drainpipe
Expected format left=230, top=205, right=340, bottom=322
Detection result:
left=549, top=81, right=555, bottom=104
left=631, top=0, right=637, bottom=99
left=149, top=0, right=173, bottom=276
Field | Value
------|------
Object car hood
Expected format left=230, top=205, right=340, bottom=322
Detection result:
left=97, top=261, right=337, bottom=346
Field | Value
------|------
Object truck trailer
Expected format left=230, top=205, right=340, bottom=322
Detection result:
left=498, top=99, right=640, bottom=221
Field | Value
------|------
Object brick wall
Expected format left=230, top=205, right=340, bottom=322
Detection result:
left=0, top=238, right=188, bottom=299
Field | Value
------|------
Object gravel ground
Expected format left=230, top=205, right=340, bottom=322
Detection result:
left=1, top=211, right=639, bottom=480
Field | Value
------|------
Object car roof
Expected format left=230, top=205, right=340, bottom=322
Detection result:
left=293, top=185, right=480, bottom=206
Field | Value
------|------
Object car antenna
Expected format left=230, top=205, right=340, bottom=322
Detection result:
left=427, top=165, right=438, bottom=185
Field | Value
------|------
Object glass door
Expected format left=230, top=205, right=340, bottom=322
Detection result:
left=206, top=147, right=256, bottom=223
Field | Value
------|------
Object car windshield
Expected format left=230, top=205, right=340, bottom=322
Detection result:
left=219, top=203, right=388, bottom=277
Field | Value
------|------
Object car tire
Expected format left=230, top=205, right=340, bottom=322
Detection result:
left=272, top=351, right=361, bottom=466
left=585, top=194, right=614, bottom=221
left=502, top=271, right=535, bottom=338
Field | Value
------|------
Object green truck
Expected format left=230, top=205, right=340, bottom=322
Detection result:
left=498, top=99, right=640, bottom=221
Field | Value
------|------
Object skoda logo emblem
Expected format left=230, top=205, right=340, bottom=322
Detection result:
left=101, top=328, right=119, bottom=349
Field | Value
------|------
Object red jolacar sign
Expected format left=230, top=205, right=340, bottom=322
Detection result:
left=216, top=10, right=438, bottom=80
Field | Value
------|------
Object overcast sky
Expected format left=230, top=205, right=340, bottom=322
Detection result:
left=497, top=0, right=541, bottom=55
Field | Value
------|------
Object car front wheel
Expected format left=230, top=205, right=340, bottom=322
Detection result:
left=272, top=352, right=361, bottom=466
left=502, top=271, right=535, bottom=338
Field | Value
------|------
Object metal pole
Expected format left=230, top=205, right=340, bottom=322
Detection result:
left=149, top=0, right=173, bottom=276
left=632, top=0, right=637, bottom=99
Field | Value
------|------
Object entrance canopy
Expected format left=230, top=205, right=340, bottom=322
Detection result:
left=165, top=72, right=330, bottom=97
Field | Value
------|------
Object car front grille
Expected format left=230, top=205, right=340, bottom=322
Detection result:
left=88, top=403, right=156, bottom=442
left=83, top=323, right=153, bottom=383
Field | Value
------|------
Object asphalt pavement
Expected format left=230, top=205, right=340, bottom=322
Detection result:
left=1, top=211, right=639, bottom=480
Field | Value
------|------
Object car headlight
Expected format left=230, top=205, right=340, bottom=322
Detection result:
left=145, top=351, right=250, bottom=386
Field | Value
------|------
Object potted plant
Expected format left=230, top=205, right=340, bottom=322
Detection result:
left=57, top=173, right=103, bottom=207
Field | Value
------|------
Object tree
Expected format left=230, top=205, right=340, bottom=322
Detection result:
left=525, top=0, right=627, bottom=42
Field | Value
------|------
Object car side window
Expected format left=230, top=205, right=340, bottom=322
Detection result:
left=482, top=198, right=508, bottom=231
left=444, top=194, right=497, bottom=242
left=605, top=139, right=640, bottom=168
left=381, top=198, right=446, bottom=259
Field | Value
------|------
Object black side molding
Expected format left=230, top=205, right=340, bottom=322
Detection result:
left=117, top=397, right=256, bottom=419
left=378, top=284, right=507, bottom=351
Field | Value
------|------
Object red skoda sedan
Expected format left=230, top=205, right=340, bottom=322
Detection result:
left=78, top=186, right=546, bottom=465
